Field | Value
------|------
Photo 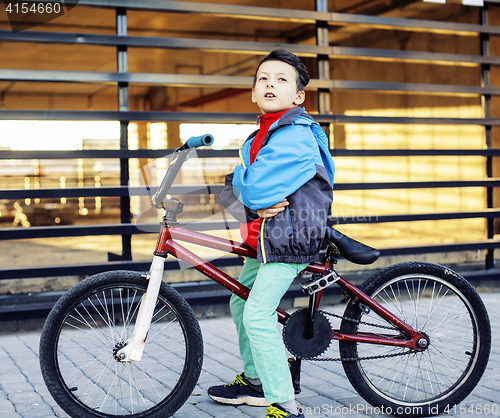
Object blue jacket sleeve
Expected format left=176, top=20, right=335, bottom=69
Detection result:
left=232, top=124, right=318, bottom=210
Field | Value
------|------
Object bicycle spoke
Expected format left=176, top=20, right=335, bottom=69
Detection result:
left=40, top=271, right=203, bottom=418
left=53, top=284, right=190, bottom=416
left=350, top=272, right=480, bottom=406
left=68, top=307, right=114, bottom=351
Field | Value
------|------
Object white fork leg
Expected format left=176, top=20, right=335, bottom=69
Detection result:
left=117, top=255, right=165, bottom=362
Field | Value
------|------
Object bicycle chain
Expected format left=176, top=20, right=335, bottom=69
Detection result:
left=300, top=309, right=415, bottom=362
left=321, top=309, right=400, bottom=331
left=303, top=348, right=414, bottom=362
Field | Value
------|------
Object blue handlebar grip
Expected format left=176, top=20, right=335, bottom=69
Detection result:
left=186, top=134, right=214, bottom=149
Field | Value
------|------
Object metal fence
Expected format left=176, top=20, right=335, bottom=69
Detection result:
left=1, top=0, right=500, bottom=285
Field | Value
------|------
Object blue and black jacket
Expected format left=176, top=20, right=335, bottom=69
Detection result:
left=220, top=107, right=335, bottom=264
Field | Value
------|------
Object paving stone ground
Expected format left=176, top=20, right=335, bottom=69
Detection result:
left=0, top=290, right=499, bottom=418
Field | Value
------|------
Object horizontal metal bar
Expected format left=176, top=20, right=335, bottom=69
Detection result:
left=329, top=209, right=500, bottom=224
left=0, top=224, right=143, bottom=240
left=379, top=240, right=500, bottom=257
left=0, top=257, right=241, bottom=280
left=0, top=149, right=240, bottom=160
left=317, top=79, right=500, bottom=96
left=3, top=148, right=499, bottom=161
left=1, top=239, right=498, bottom=280
left=2, top=209, right=499, bottom=241
left=76, top=0, right=323, bottom=23
left=330, top=46, right=500, bottom=67
left=3, top=179, right=500, bottom=199
left=72, top=0, right=500, bottom=36
left=288, top=114, right=500, bottom=126
left=457, top=267, right=500, bottom=283
left=1, top=30, right=499, bottom=67
left=0, top=30, right=330, bottom=57
left=0, top=186, right=134, bottom=199
left=0, top=268, right=497, bottom=321
left=1, top=69, right=499, bottom=96
left=0, top=221, right=240, bottom=240
left=327, top=10, right=500, bottom=37
left=333, top=179, right=500, bottom=190
left=0, top=109, right=256, bottom=122
left=0, top=184, right=226, bottom=199
left=0, top=69, right=252, bottom=88
left=2, top=110, right=500, bottom=126
left=330, top=149, right=500, bottom=157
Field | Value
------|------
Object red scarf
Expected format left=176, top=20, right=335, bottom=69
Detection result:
left=241, top=109, right=288, bottom=250
left=249, top=109, right=288, bottom=164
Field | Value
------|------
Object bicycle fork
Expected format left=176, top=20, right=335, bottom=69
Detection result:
left=116, top=255, right=165, bottom=362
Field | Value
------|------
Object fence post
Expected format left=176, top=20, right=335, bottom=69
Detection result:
left=315, top=0, right=331, bottom=149
left=481, top=4, right=495, bottom=270
left=114, top=7, right=132, bottom=262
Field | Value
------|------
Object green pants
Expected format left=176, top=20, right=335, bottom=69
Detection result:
left=229, top=258, right=309, bottom=404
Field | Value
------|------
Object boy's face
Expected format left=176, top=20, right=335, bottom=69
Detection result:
left=252, top=60, right=305, bottom=114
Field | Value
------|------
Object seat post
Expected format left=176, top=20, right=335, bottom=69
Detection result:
left=304, top=292, right=318, bottom=339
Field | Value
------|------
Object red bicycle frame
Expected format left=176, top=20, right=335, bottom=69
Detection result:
left=154, top=220, right=427, bottom=352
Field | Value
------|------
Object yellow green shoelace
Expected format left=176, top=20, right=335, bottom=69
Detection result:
left=224, top=373, right=247, bottom=387
left=265, top=405, right=289, bottom=418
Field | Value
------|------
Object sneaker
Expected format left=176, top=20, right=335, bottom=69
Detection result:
left=266, top=404, right=304, bottom=418
left=208, top=373, right=269, bottom=406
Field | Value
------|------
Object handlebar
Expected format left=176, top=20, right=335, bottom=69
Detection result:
left=176, top=134, right=214, bottom=152
left=188, top=134, right=214, bottom=148
left=151, top=134, right=214, bottom=209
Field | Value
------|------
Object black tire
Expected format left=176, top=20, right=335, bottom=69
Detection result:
left=339, top=262, right=491, bottom=417
left=39, top=270, right=203, bottom=418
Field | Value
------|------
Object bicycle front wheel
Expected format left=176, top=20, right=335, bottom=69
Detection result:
left=339, top=261, right=491, bottom=417
left=39, top=270, right=203, bottom=418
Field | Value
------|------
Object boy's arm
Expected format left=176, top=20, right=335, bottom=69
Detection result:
left=218, top=173, right=260, bottom=223
left=257, top=199, right=289, bottom=218
left=231, top=124, right=317, bottom=210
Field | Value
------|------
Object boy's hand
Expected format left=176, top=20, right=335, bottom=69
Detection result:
left=257, top=199, right=289, bottom=219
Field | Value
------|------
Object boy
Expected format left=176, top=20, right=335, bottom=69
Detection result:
left=210, top=49, right=335, bottom=418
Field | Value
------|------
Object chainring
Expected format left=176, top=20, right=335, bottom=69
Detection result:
left=283, top=308, right=332, bottom=359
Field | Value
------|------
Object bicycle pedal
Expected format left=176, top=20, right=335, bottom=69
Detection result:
left=301, top=270, right=339, bottom=295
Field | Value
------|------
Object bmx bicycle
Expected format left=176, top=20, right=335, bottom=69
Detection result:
left=39, top=134, right=491, bottom=418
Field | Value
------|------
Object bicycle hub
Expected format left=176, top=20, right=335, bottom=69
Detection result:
left=416, top=335, right=430, bottom=350
left=113, top=341, right=128, bottom=361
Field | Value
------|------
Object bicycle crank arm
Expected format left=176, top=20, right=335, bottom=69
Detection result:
left=117, top=255, right=165, bottom=362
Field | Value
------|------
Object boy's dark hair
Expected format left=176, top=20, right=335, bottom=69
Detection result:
left=253, top=49, right=310, bottom=91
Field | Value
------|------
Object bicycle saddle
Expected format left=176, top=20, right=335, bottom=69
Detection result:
left=325, top=227, right=380, bottom=265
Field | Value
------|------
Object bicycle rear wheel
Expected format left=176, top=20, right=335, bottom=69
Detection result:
left=39, top=270, right=203, bottom=418
left=339, top=261, right=490, bottom=417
